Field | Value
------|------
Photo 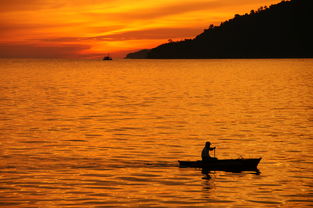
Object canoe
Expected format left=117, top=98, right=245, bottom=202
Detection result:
left=178, top=158, right=261, bottom=171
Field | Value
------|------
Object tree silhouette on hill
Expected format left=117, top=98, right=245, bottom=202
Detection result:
left=126, top=0, right=313, bottom=59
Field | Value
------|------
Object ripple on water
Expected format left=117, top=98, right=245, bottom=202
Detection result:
left=1, top=59, right=313, bottom=207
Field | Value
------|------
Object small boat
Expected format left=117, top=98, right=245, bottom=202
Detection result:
left=103, top=55, right=112, bottom=60
left=178, top=158, right=261, bottom=171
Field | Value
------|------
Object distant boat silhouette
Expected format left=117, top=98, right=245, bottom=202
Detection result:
left=103, top=54, right=112, bottom=60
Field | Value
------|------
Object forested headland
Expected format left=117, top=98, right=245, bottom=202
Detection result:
left=126, top=0, right=313, bottom=59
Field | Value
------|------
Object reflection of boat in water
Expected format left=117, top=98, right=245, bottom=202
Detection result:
left=103, top=55, right=112, bottom=60
left=179, top=158, right=261, bottom=171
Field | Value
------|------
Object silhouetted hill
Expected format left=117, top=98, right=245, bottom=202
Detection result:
left=125, top=49, right=150, bottom=59
left=126, top=0, right=313, bottom=59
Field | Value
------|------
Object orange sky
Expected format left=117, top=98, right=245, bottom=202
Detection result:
left=0, top=0, right=282, bottom=59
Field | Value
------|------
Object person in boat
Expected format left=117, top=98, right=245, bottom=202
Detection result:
left=201, top=141, right=216, bottom=161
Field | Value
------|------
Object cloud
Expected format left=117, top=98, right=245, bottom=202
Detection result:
left=34, top=27, right=203, bottom=43
left=0, top=22, right=68, bottom=35
left=87, top=1, right=224, bottom=22
left=97, top=27, right=204, bottom=40
left=0, top=0, right=117, bottom=12
left=0, top=43, right=90, bottom=58
left=0, top=0, right=61, bottom=12
left=87, top=0, right=282, bottom=23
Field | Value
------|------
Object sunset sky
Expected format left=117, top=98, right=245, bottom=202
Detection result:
left=0, top=0, right=281, bottom=59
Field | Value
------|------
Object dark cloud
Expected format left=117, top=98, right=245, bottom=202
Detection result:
left=36, top=27, right=203, bottom=43
left=0, top=43, right=90, bottom=58
left=0, top=0, right=118, bottom=12
left=0, top=23, right=54, bottom=35
left=98, top=27, right=203, bottom=40
left=0, top=0, right=62, bottom=12
left=0, top=22, right=95, bottom=40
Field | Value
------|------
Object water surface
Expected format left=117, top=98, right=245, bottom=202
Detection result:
left=0, top=59, right=313, bottom=207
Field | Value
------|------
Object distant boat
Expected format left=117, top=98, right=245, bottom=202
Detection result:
left=103, top=55, right=112, bottom=60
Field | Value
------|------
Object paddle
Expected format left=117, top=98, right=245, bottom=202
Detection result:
left=214, top=146, right=216, bottom=158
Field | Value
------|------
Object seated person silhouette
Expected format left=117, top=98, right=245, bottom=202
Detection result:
left=201, top=141, right=216, bottom=161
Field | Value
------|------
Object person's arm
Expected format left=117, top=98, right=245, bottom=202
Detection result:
left=210, top=147, right=216, bottom=150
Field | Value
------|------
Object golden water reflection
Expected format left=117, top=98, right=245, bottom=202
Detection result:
left=0, top=59, right=312, bottom=207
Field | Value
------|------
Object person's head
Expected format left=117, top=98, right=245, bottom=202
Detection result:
left=205, top=141, right=211, bottom=147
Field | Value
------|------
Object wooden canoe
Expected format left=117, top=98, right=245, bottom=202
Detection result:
left=178, top=158, right=261, bottom=171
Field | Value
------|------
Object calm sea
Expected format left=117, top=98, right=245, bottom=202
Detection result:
left=0, top=59, right=312, bottom=207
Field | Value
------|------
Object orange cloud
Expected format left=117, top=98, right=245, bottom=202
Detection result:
left=86, top=1, right=224, bottom=21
